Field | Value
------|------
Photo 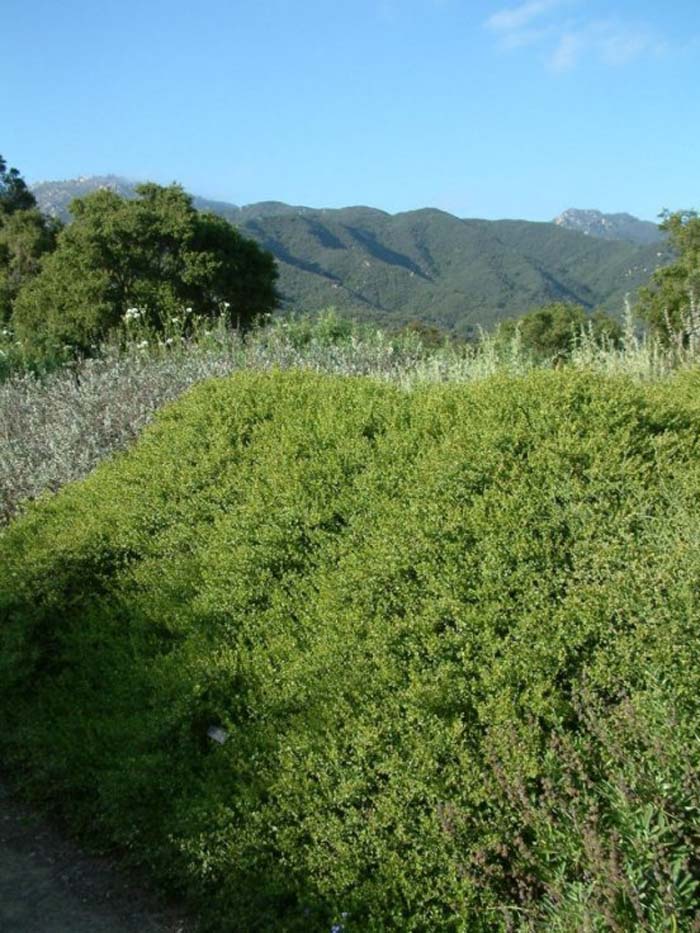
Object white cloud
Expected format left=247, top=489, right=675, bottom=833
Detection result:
left=485, top=2, right=668, bottom=71
left=546, top=20, right=665, bottom=71
left=486, top=0, right=561, bottom=34
left=595, top=25, right=661, bottom=66
left=499, top=25, right=552, bottom=50
left=549, top=31, right=581, bottom=71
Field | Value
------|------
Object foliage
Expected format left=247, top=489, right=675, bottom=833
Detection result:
left=241, top=209, right=671, bottom=337
left=636, top=210, right=700, bottom=344
left=2, top=369, right=700, bottom=930
left=31, top=176, right=674, bottom=336
left=2, top=306, right=698, bottom=527
left=0, top=207, right=61, bottom=323
left=0, top=155, right=60, bottom=322
left=11, top=183, right=279, bottom=354
left=393, top=318, right=456, bottom=348
left=0, top=155, right=37, bottom=215
left=497, top=303, right=622, bottom=361
left=0, top=311, right=410, bottom=522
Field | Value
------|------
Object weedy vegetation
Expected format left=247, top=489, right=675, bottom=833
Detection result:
left=2, top=353, right=700, bottom=931
left=1, top=305, right=697, bottom=528
left=3, top=153, right=700, bottom=930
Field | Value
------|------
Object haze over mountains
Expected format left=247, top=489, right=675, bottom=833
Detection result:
left=32, top=176, right=673, bottom=336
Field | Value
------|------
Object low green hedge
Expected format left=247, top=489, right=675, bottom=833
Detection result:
left=2, top=369, right=700, bottom=930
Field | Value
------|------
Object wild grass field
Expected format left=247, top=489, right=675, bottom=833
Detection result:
left=2, top=314, right=700, bottom=930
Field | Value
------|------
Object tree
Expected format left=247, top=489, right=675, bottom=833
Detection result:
left=0, top=156, right=60, bottom=322
left=636, top=210, right=700, bottom=343
left=0, top=155, right=37, bottom=215
left=396, top=319, right=453, bottom=348
left=13, top=183, right=279, bottom=352
left=0, top=209, right=60, bottom=323
left=497, top=302, right=622, bottom=361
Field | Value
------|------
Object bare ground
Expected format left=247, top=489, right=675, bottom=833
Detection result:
left=0, top=780, right=197, bottom=933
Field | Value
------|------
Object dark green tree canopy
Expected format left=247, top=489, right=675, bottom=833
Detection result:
left=0, top=155, right=37, bottom=215
left=498, top=302, right=622, bottom=360
left=0, top=209, right=60, bottom=323
left=0, top=156, right=60, bottom=323
left=13, top=183, right=279, bottom=352
left=636, top=210, right=700, bottom=343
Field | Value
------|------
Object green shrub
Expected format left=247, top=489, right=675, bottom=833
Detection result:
left=2, top=369, right=700, bottom=930
left=496, top=303, right=623, bottom=362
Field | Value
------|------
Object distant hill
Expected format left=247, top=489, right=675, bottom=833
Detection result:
left=32, top=175, right=138, bottom=220
left=31, top=176, right=313, bottom=225
left=32, top=177, right=673, bottom=336
left=553, top=208, right=663, bottom=246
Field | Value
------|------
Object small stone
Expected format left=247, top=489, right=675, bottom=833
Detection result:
left=207, top=725, right=228, bottom=745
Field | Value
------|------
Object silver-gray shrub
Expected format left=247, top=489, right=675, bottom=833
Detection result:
left=1, top=308, right=699, bottom=526
left=0, top=314, right=433, bottom=524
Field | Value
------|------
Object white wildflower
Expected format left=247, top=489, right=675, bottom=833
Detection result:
left=124, top=307, right=141, bottom=322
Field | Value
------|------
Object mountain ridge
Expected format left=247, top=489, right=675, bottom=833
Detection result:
left=31, top=176, right=672, bottom=335
left=553, top=208, right=663, bottom=245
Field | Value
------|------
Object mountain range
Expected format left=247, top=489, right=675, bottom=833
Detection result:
left=32, top=176, right=672, bottom=336
left=553, top=208, right=663, bottom=246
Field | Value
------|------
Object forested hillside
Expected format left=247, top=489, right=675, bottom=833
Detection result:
left=33, top=177, right=674, bottom=336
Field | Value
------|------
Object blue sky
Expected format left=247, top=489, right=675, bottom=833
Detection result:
left=3, top=0, right=698, bottom=221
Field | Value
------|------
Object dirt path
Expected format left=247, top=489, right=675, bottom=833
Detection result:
left=0, top=780, right=195, bottom=933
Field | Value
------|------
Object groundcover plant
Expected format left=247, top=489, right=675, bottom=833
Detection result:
left=0, top=307, right=691, bottom=529
left=1, top=369, right=700, bottom=931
